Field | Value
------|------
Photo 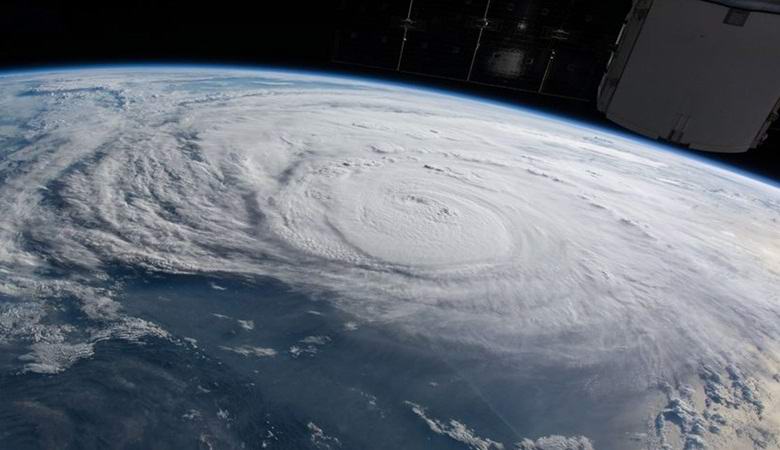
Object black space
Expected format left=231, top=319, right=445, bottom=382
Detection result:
left=1, top=0, right=778, bottom=181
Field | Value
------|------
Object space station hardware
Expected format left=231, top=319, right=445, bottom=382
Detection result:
left=333, top=0, right=628, bottom=101
left=597, top=0, right=780, bottom=153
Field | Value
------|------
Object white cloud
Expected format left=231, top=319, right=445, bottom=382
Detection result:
left=218, top=345, right=277, bottom=358
left=0, top=69, right=779, bottom=447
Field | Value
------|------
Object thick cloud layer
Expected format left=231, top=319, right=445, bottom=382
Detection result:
left=0, top=70, right=779, bottom=440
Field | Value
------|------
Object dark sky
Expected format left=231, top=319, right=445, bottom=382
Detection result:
left=0, top=1, right=336, bottom=68
left=1, top=0, right=778, bottom=182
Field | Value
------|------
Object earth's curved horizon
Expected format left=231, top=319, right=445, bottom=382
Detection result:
left=0, top=66, right=779, bottom=450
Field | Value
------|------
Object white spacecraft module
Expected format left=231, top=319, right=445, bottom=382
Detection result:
left=597, top=0, right=780, bottom=153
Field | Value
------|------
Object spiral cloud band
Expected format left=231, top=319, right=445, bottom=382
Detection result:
left=0, top=68, right=779, bottom=448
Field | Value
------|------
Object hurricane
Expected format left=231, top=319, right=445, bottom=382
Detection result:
left=1, top=67, right=779, bottom=449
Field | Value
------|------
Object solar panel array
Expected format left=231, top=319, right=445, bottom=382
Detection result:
left=333, top=0, right=631, bottom=101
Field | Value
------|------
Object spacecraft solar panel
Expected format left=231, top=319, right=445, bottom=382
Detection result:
left=400, top=0, right=484, bottom=79
left=333, top=1, right=410, bottom=69
left=334, top=0, right=629, bottom=101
